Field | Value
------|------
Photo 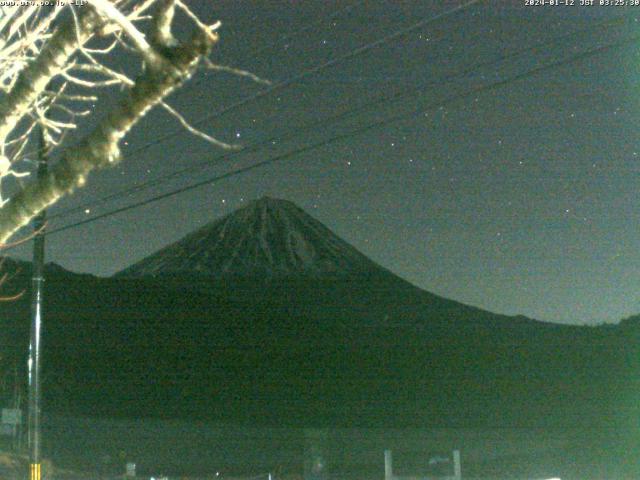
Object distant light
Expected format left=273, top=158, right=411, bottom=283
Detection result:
left=84, top=209, right=90, bottom=214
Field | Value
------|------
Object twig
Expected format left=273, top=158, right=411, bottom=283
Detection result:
left=204, top=58, right=272, bottom=86
left=160, top=101, right=240, bottom=150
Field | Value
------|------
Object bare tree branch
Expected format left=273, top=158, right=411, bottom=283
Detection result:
left=0, top=25, right=218, bottom=242
left=87, top=0, right=163, bottom=67
left=204, top=58, right=272, bottom=86
left=0, top=7, right=103, bottom=145
left=0, top=1, right=245, bottom=242
left=160, top=101, right=239, bottom=150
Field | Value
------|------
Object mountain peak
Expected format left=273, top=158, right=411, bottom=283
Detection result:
left=116, top=197, right=380, bottom=278
left=253, top=195, right=292, bottom=205
left=244, top=196, right=300, bottom=215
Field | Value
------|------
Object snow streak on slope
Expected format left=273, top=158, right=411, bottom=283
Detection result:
left=117, top=197, right=381, bottom=277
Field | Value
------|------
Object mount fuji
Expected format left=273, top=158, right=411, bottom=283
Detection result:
left=114, top=196, right=538, bottom=330
left=116, top=196, right=382, bottom=278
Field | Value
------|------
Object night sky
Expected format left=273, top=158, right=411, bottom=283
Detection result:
left=8, top=0, right=640, bottom=325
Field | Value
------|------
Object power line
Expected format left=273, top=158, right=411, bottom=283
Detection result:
left=120, top=0, right=483, bottom=157
left=19, top=2, right=391, bottom=183
left=219, top=1, right=364, bottom=67
left=178, top=1, right=364, bottom=93
left=48, top=0, right=484, bottom=221
left=48, top=12, right=633, bottom=222
left=40, top=32, right=640, bottom=240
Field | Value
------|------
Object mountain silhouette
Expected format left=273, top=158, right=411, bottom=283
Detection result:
left=0, top=198, right=634, bottom=436
left=117, top=197, right=381, bottom=278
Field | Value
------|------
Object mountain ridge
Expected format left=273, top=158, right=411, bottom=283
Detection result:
left=0, top=198, right=633, bottom=440
left=111, top=196, right=558, bottom=329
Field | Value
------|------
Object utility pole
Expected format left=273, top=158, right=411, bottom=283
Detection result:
left=384, top=450, right=393, bottom=480
left=28, top=124, right=48, bottom=480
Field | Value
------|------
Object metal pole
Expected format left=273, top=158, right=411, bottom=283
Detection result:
left=384, top=450, right=393, bottom=480
left=28, top=125, right=48, bottom=480
left=453, top=449, right=462, bottom=480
